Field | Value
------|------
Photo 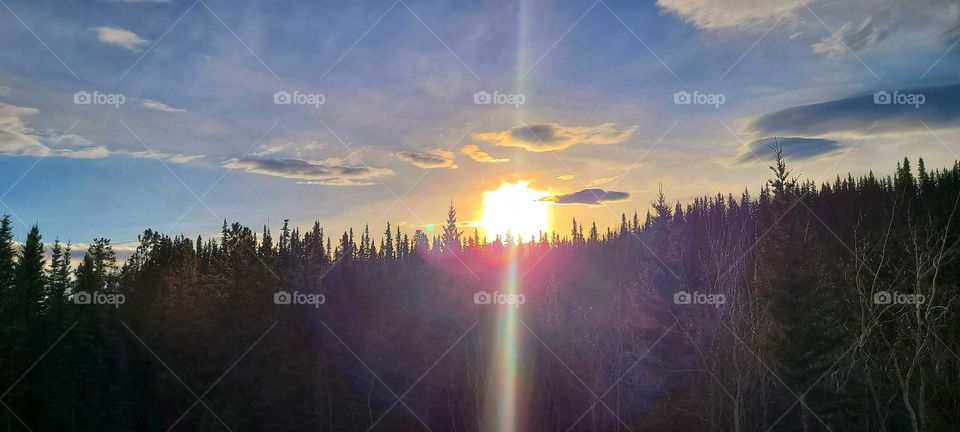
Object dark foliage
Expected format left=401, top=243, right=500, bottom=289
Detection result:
left=2, top=156, right=959, bottom=431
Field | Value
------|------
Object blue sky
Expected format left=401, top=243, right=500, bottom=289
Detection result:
left=1, top=0, right=959, bottom=250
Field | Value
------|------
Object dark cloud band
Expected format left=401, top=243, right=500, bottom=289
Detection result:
left=748, top=83, right=960, bottom=137
left=222, top=158, right=394, bottom=186
left=541, top=188, right=630, bottom=206
left=737, top=137, right=842, bottom=163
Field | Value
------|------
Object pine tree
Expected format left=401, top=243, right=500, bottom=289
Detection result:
left=442, top=200, right=461, bottom=253
left=45, top=239, right=71, bottom=318
left=88, top=238, right=117, bottom=292
left=14, top=225, right=45, bottom=315
left=0, top=215, right=14, bottom=294
left=383, top=222, right=394, bottom=260
left=768, top=141, right=794, bottom=205
left=6, top=225, right=45, bottom=428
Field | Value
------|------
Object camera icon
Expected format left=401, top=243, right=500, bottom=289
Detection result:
left=74, top=91, right=91, bottom=105
left=473, top=91, right=491, bottom=105
left=274, top=290, right=292, bottom=305
left=673, top=291, right=692, bottom=305
left=873, top=91, right=891, bottom=105
left=473, top=291, right=492, bottom=305
left=73, top=291, right=92, bottom=304
left=673, top=91, right=691, bottom=105
left=273, top=91, right=291, bottom=105
left=873, top=291, right=892, bottom=305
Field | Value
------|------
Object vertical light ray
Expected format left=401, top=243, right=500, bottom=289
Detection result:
left=480, top=246, right=524, bottom=432
left=482, top=2, right=530, bottom=431
left=489, top=244, right=520, bottom=432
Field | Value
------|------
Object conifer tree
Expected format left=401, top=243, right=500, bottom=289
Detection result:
left=14, top=225, right=45, bottom=314
left=383, top=222, right=394, bottom=260
left=442, top=201, right=461, bottom=252
left=45, top=239, right=71, bottom=317
left=0, top=215, right=14, bottom=294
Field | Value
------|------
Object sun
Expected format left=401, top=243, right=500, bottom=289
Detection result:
left=480, top=181, right=551, bottom=242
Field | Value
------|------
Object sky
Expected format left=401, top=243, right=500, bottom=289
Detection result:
left=1, top=0, right=959, bottom=250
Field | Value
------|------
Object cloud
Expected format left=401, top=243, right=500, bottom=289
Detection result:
left=0, top=103, right=205, bottom=162
left=0, top=86, right=11, bottom=97
left=222, top=157, right=394, bottom=186
left=541, top=188, right=630, bottom=206
left=557, top=174, right=574, bottom=181
left=0, top=102, right=109, bottom=159
left=460, top=144, right=508, bottom=163
left=94, top=26, right=148, bottom=51
left=587, top=175, right=623, bottom=187
left=656, top=0, right=804, bottom=31
left=31, top=130, right=93, bottom=147
left=658, top=0, right=959, bottom=58
left=116, top=150, right=205, bottom=164
left=107, top=0, right=170, bottom=3
left=747, top=83, right=960, bottom=137
left=812, top=15, right=890, bottom=58
left=141, top=99, right=186, bottom=113
left=943, top=12, right=960, bottom=45
left=251, top=140, right=326, bottom=158
left=0, top=103, right=47, bottom=156
left=54, top=147, right=111, bottom=159
left=392, top=148, right=458, bottom=169
left=473, top=122, right=638, bottom=152
left=735, top=137, right=842, bottom=163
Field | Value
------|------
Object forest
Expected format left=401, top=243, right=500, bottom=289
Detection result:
left=1, top=153, right=959, bottom=431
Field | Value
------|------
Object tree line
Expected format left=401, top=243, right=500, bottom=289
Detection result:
left=1, top=153, right=959, bottom=431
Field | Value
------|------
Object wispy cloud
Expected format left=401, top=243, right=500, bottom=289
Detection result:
left=460, top=144, right=508, bottom=163
left=392, top=148, right=458, bottom=169
left=541, top=188, right=630, bottom=206
left=812, top=15, right=890, bottom=58
left=0, top=102, right=109, bottom=159
left=141, top=99, right=187, bottom=113
left=587, top=175, right=621, bottom=187
left=94, top=26, right=148, bottom=51
left=735, top=137, right=842, bottom=164
left=117, top=150, right=204, bottom=164
left=222, top=157, right=394, bottom=186
left=657, top=0, right=804, bottom=31
left=0, top=103, right=46, bottom=156
left=1, top=102, right=208, bottom=162
left=473, top=122, right=638, bottom=152
left=251, top=140, right=326, bottom=158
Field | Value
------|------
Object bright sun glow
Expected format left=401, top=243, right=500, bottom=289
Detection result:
left=481, top=181, right=550, bottom=241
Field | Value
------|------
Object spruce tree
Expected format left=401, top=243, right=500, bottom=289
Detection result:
left=442, top=201, right=461, bottom=252
left=0, top=215, right=14, bottom=294
left=14, top=225, right=45, bottom=315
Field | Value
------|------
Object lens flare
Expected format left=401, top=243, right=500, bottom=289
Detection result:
left=482, top=244, right=524, bottom=432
